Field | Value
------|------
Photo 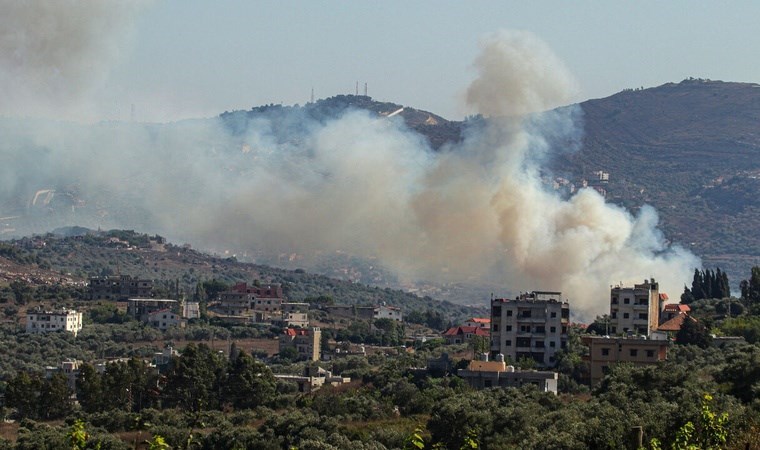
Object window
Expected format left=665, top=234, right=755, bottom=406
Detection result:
left=601, top=348, right=610, bottom=356
left=506, top=309, right=512, bottom=317
left=611, top=312, right=617, bottom=319
left=646, top=350, right=655, bottom=358
left=611, top=297, right=618, bottom=304
left=602, top=365, right=610, bottom=374
left=638, top=313, right=648, bottom=320
left=535, top=326, right=545, bottom=333
left=629, top=349, right=638, bottom=357
left=520, top=310, right=532, bottom=318
left=550, top=341, right=556, bottom=347
left=493, top=324, right=499, bottom=332
left=506, top=325, right=512, bottom=332
left=550, top=326, right=556, bottom=333
left=623, top=313, right=629, bottom=319
left=550, top=312, right=557, bottom=318
left=624, top=298, right=630, bottom=304
left=505, top=340, right=512, bottom=346
left=520, top=325, right=530, bottom=333
left=535, top=340, right=544, bottom=348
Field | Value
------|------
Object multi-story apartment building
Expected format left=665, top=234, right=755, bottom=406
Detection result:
left=218, top=282, right=284, bottom=317
left=26, top=308, right=83, bottom=337
left=609, top=279, right=663, bottom=336
left=490, top=291, right=569, bottom=367
left=88, top=275, right=153, bottom=300
left=582, top=335, right=669, bottom=385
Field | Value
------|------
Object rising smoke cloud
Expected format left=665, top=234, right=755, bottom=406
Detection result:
left=0, top=0, right=144, bottom=120
left=0, top=23, right=698, bottom=320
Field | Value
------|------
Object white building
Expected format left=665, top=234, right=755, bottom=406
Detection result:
left=26, top=308, right=83, bottom=337
left=609, top=279, right=663, bottom=336
left=490, top=291, right=569, bottom=367
left=146, top=308, right=186, bottom=331
left=374, top=305, right=403, bottom=322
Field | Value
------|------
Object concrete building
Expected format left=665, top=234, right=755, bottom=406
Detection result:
left=609, top=279, right=663, bottom=336
left=280, top=327, right=322, bottom=361
left=458, top=354, right=558, bottom=394
left=274, top=366, right=351, bottom=393
left=218, top=282, right=284, bottom=318
left=582, top=335, right=669, bottom=385
left=26, top=308, right=83, bottom=337
left=490, top=291, right=569, bottom=367
left=183, top=301, right=201, bottom=320
left=146, top=308, right=186, bottom=331
left=373, top=305, right=403, bottom=322
left=88, top=275, right=153, bottom=300
left=127, top=298, right=178, bottom=321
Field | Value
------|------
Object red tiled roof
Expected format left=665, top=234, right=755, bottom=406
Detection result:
left=659, top=293, right=670, bottom=301
left=663, top=303, right=691, bottom=313
left=284, top=328, right=308, bottom=336
left=443, top=326, right=489, bottom=337
left=467, top=317, right=491, bottom=324
left=658, top=313, right=695, bottom=332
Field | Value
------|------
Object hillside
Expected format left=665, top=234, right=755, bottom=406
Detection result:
left=0, top=230, right=481, bottom=320
left=548, top=79, right=760, bottom=282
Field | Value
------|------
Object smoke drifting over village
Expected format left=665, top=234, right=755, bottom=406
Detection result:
left=0, top=18, right=698, bottom=319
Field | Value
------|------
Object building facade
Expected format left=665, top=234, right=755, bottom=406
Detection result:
left=127, top=298, right=178, bottom=321
left=457, top=355, right=558, bottom=394
left=279, top=327, right=322, bottom=361
left=609, top=279, right=663, bottom=336
left=147, top=309, right=186, bottom=331
left=26, top=308, right=83, bottom=337
left=490, top=291, right=569, bottom=367
left=88, top=275, right=153, bottom=300
left=582, top=335, right=669, bottom=385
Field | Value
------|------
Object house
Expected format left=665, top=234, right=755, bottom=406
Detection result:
left=146, top=308, right=186, bottom=331
left=323, top=304, right=403, bottom=322
left=464, top=317, right=491, bottom=330
left=609, top=279, right=664, bottom=336
left=26, top=308, right=83, bottom=337
left=127, top=298, right=179, bottom=321
left=274, top=366, right=351, bottom=393
left=442, top=325, right=490, bottom=345
left=88, top=275, right=153, bottom=300
left=582, top=335, right=669, bottom=385
left=45, top=359, right=81, bottom=390
left=489, top=291, right=569, bottom=367
left=457, top=354, right=558, bottom=394
left=218, top=282, right=284, bottom=318
left=279, top=327, right=322, bottom=361
left=373, top=305, right=403, bottom=322
left=660, top=303, right=690, bottom=323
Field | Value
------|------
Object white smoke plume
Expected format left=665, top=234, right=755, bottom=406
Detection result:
left=0, top=0, right=144, bottom=120
left=0, top=27, right=699, bottom=320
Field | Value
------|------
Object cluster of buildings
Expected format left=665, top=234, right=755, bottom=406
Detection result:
left=451, top=278, right=698, bottom=390
left=215, top=282, right=310, bottom=328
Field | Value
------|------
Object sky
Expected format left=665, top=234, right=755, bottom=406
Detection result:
left=17, top=0, right=756, bottom=123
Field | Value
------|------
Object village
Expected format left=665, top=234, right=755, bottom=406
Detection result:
left=22, top=272, right=722, bottom=399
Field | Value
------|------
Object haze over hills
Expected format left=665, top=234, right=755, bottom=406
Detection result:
left=550, top=79, right=760, bottom=285
left=0, top=77, right=758, bottom=316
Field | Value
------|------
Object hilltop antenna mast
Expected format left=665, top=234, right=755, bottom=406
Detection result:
left=310, top=87, right=314, bottom=104
left=355, top=81, right=358, bottom=95
left=364, top=82, right=367, bottom=96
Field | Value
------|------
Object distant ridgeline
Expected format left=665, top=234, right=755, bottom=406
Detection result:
left=219, top=94, right=463, bottom=150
